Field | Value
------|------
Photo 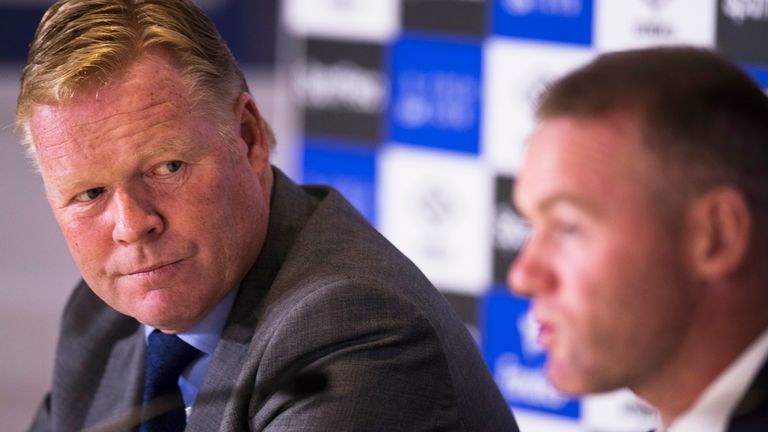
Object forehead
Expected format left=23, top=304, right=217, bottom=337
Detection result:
left=32, top=51, right=190, bottom=128
left=29, top=53, right=195, bottom=157
left=516, top=114, right=659, bottom=213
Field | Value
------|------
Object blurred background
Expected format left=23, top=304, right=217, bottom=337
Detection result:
left=2, top=0, right=767, bottom=430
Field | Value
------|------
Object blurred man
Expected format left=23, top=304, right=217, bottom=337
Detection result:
left=17, top=1, right=518, bottom=430
left=509, top=46, right=768, bottom=431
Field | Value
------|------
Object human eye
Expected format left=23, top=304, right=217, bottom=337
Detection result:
left=153, top=160, right=185, bottom=176
left=551, top=219, right=583, bottom=238
left=73, top=187, right=106, bottom=203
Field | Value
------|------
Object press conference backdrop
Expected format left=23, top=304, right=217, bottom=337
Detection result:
left=281, top=0, right=768, bottom=431
left=1, top=0, right=765, bottom=431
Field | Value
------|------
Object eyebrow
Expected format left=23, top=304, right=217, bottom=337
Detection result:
left=139, top=139, right=198, bottom=160
left=55, top=139, right=200, bottom=194
left=529, top=192, right=600, bottom=218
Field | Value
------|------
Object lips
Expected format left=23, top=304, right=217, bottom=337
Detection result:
left=537, top=322, right=555, bottom=347
left=125, top=259, right=183, bottom=276
left=532, top=308, right=556, bottom=348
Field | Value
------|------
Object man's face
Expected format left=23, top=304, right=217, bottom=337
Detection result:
left=508, top=114, right=697, bottom=396
left=29, top=52, right=271, bottom=333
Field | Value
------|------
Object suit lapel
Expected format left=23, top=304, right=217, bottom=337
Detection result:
left=186, top=169, right=318, bottom=431
left=728, top=358, right=768, bottom=431
left=82, top=328, right=145, bottom=431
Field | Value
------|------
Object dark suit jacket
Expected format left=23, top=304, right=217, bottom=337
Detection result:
left=29, top=168, right=518, bottom=432
left=728, top=356, right=768, bottom=431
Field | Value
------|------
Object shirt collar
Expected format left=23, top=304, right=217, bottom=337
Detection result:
left=666, top=327, right=768, bottom=432
left=144, top=285, right=240, bottom=355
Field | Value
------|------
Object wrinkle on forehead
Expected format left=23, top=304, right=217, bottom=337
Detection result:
left=32, top=100, right=180, bottom=163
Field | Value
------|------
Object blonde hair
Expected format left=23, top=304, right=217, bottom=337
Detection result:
left=16, top=0, right=275, bottom=164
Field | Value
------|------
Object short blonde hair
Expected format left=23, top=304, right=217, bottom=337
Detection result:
left=16, top=0, right=275, bottom=163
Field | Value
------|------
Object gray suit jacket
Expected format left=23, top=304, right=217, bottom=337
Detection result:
left=30, top=168, right=519, bottom=431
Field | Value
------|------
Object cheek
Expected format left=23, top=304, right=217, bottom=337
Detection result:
left=58, top=216, right=108, bottom=263
left=176, top=165, right=265, bottom=252
left=556, top=240, right=644, bottom=328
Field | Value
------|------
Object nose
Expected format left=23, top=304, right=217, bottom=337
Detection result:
left=507, top=236, right=555, bottom=298
left=110, top=186, right=164, bottom=245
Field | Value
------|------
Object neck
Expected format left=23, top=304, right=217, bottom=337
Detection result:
left=633, top=287, right=768, bottom=426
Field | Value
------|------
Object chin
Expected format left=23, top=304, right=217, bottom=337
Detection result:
left=137, top=312, right=192, bottom=333
left=130, top=298, right=191, bottom=331
left=546, top=362, right=591, bottom=396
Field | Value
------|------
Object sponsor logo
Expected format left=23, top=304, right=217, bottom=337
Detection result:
left=634, top=21, right=674, bottom=37
left=294, top=39, right=385, bottom=142
left=594, top=0, right=716, bottom=51
left=389, top=36, right=482, bottom=153
left=492, top=0, right=593, bottom=45
left=721, top=0, right=768, bottom=25
left=418, top=186, right=455, bottom=226
left=482, top=291, right=580, bottom=417
left=378, top=146, right=492, bottom=294
left=292, top=59, right=386, bottom=114
left=635, top=0, right=675, bottom=38
left=393, top=71, right=478, bottom=131
left=502, top=0, right=583, bottom=16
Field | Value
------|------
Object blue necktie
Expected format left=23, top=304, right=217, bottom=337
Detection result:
left=140, top=330, right=201, bottom=432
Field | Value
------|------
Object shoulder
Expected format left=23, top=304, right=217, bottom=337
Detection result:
left=59, top=280, right=139, bottom=344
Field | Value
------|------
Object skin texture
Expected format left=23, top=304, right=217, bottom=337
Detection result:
left=29, top=51, right=273, bottom=333
left=508, top=114, right=700, bottom=399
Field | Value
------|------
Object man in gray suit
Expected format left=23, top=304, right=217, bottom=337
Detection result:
left=509, top=47, right=768, bottom=431
left=17, top=1, right=518, bottom=430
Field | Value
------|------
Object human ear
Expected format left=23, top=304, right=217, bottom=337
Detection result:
left=233, top=92, right=269, bottom=172
left=686, top=187, right=751, bottom=280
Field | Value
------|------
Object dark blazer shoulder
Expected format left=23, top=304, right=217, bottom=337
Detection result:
left=729, top=356, right=768, bottom=431
left=47, top=281, right=144, bottom=431
left=192, top=169, right=518, bottom=431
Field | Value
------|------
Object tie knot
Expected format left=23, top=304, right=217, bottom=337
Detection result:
left=144, top=330, right=201, bottom=391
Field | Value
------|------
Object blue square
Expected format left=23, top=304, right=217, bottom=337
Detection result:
left=302, top=139, right=377, bottom=225
left=491, top=0, right=593, bottom=46
left=388, top=34, right=482, bottom=154
left=482, top=288, right=580, bottom=419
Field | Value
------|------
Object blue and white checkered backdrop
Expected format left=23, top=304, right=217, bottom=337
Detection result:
left=282, top=1, right=768, bottom=430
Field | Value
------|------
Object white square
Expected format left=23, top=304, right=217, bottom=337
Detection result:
left=594, top=0, right=718, bottom=51
left=377, top=145, right=493, bottom=295
left=282, top=0, right=400, bottom=42
left=481, top=38, right=594, bottom=175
